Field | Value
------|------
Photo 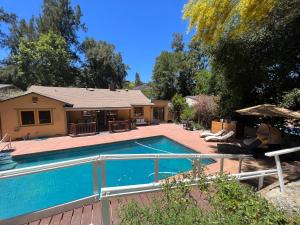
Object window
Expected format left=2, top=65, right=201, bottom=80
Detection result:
left=134, top=107, right=144, bottom=117
left=20, top=111, right=35, bottom=125
left=38, top=110, right=52, bottom=124
left=19, top=109, right=53, bottom=126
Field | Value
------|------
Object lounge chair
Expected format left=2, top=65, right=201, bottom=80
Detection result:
left=217, top=143, right=276, bottom=158
left=204, top=131, right=235, bottom=142
left=200, top=129, right=225, bottom=138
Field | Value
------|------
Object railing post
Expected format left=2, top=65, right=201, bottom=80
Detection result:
left=196, top=158, right=201, bottom=175
left=100, top=160, right=107, bottom=188
left=100, top=159, right=111, bottom=225
left=238, top=158, right=243, bottom=173
left=220, top=158, right=224, bottom=173
left=154, top=158, right=159, bottom=183
left=101, top=194, right=111, bottom=225
left=92, top=162, right=99, bottom=197
left=192, top=159, right=197, bottom=178
left=258, top=174, right=264, bottom=190
left=274, top=155, right=285, bottom=192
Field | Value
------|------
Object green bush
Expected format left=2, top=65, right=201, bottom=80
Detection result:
left=180, top=106, right=195, bottom=122
left=280, top=88, right=300, bottom=111
left=120, top=174, right=298, bottom=225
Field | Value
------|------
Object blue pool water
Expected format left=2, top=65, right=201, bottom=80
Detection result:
left=0, top=136, right=215, bottom=219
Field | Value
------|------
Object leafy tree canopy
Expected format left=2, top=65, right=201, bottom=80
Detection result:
left=152, top=34, right=208, bottom=100
left=37, top=0, right=86, bottom=51
left=81, top=38, right=129, bottom=89
left=183, top=0, right=278, bottom=44
left=135, top=72, right=143, bottom=86
left=0, top=7, right=16, bottom=48
left=15, top=31, right=72, bottom=89
left=152, top=51, right=178, bottom=100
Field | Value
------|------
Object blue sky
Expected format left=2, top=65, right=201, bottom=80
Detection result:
left=0, top=0, right=193, bottom=82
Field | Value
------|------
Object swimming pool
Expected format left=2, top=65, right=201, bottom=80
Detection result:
left=0, top=136, right=215, bottom=219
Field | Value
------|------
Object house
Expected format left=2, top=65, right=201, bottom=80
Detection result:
left=152, top=100, right=173, bottom=122
left=0, top=84, right=23, bottom=101
left=0, top=85, right=155, bottom=140
left=132, top=84, right=151, bottom=91
left=185, top=95, right=216, bottom=107
left=185, top=96, right=201, bottom=107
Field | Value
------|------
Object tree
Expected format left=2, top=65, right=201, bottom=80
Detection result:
left=152, top=33, right=208, bottom=99
left=171, top=33, right=184, bottom=52
left=135, top=72, right=143, bottom=86
left=152, top=51, right=178, bottom=100
left=210, top=0, right=300, bottom=116
left=36, top=0, right=86, bottom=54
left=183, top=0, right=278, bottom=44
left=16, top=31, right=72, bottom=89
left=81, top=38, right=128, bottom=89
left=0, top=7, right=16, bottom=48
left=194, top=70, right=212, bottom=95
left=171, top=93, right=188, bottom=122
left=182, top=0, right=300, bottom=116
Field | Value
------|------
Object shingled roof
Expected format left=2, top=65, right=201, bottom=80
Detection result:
left=27, top=86, right=154, bottom=109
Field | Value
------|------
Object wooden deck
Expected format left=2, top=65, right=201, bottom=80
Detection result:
left=23, top=189, right=209, bottom=225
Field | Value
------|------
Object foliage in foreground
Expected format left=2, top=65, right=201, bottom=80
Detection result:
left=120, top=175, right=299, bottom=225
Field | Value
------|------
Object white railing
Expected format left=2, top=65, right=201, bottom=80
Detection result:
left=0, top=133, right=13, bottom=152
left=0, top=147, right=299, bottom=225
left=265, top=146, right=300, bottom=192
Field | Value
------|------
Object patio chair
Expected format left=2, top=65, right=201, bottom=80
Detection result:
left=204, top=131, right=235, bottom=142
left=200, top=129, right=225, bottom=138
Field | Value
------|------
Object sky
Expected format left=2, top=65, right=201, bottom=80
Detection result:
left=0, top=0, right=193, bottom=82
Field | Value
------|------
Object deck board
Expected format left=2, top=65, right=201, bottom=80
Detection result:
left=23, top=189, right=208, bottom=225
left=70, top=207, right=83, bottom=225
left=60, top=210, right=73, bottom=225
left=49, top=213, right=62, bottom=225
left=28, top=220, right=40, bottom=225
left=81, top=205, right=92, bottom=225
left=39, top=217, right=52, bottom=225
left=91, top=202, right=102, bottom=225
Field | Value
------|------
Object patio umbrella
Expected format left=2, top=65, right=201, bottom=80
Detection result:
left=235, top=104, right=300, bottom=119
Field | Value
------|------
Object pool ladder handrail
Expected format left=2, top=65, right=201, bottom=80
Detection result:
left=0, top=133, right=13, bottom=152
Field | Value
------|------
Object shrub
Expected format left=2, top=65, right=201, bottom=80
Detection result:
left=191, top=122, right=204, bottom=130
left=193, top=95, right=218, bottom=128
left=120, top=174, right=297, bottom=225
left=280, top=88, right=300, bottom=111
left=180, top=106, right=195, bottom=122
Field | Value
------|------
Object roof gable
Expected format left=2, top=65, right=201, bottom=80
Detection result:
left=0, top=91, right=71, bottom=105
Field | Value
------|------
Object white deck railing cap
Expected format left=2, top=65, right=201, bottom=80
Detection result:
left=265, top=146, right=300, bottom=157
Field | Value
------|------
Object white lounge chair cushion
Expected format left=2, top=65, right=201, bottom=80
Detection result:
left=200, top=129, right=225, bottom=138
left=204, top=131, right=235, bottom=142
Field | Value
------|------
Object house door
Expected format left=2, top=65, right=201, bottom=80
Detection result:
left=153, top=107, right=164, bottom=122
left=96, top=111, right=107, bottom=131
